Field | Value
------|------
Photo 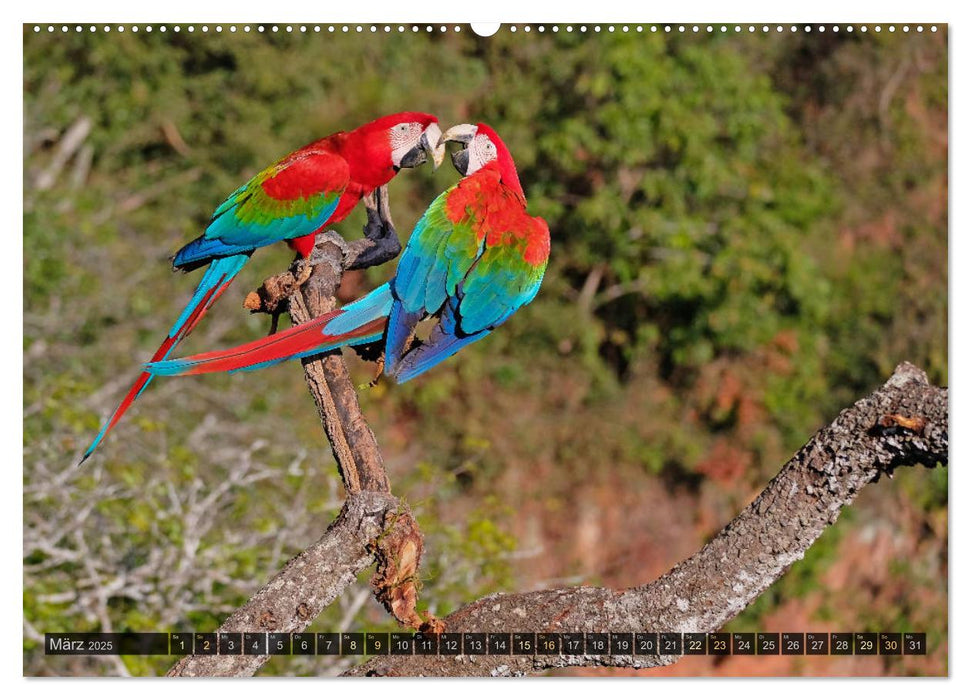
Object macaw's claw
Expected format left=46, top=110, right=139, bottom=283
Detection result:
left=368, top=357, right=385, bottom=388
left=293, top=259, right=314, bottom=287
left=356, top=356, right=385, bottom=390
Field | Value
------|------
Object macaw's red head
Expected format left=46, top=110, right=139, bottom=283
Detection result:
left=440, top=122, right=525, bottom=199
left=343, top=111, right=444, bottom=188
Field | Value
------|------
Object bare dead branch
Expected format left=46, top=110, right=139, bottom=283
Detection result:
left=285, top=189, right=428, bottom=632
left=161, top=119, right=192, bottom=157
left=344, top=361, right=947, bottom=677
left=165, top=491, right=406, bottom=677
left=34, top=116, right=92, bottom=191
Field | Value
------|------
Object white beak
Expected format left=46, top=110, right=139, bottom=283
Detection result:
left=441, top=123, right=478, bottom=145
left=423, top=122, right=445, bottom=170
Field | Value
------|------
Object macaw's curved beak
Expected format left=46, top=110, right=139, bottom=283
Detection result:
left=440, top=123, right=478, bottom=176
left=424, top=122, right=445, bottom=169
left=400, top=122, right=445, bottom=170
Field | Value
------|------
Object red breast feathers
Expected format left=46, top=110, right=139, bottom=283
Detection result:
left=446, top=165, right=550, bottom=268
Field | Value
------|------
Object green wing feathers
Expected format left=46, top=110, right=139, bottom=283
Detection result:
left=391, top=169, right=549, bottom=333
left=174, top=148, right=349, bottom=267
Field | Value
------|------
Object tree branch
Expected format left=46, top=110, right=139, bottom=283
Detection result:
left=167, top=186, right=429, bottom=677
left=166, top=491, right=402, bottom=677
left=344, top=361, right=947, bottom=677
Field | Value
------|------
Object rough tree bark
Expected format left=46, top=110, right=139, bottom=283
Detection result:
left=163, top=188, right=947, bottom=677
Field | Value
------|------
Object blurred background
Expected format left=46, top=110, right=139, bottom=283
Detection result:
left=23, top=25, right=947, bottom=676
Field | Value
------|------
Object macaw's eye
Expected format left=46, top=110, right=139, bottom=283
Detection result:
left=396, top=124, right=410, bottom=133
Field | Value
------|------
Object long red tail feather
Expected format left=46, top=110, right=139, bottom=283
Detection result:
left=147, top=310, right=389, bottom=376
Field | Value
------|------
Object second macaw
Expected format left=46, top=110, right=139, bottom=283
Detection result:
left=82, top=112, right=445, bottom=461
left=146, top=123, right=550, bottom=384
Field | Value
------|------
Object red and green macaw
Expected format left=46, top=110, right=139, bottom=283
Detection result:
left=145, top=123, right=550, bottom=385
left=83, top=112, right=445, bottom=461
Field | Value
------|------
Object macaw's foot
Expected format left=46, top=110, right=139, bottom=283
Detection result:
left=368, top=357, right=385, bottom=388
left=358, top=356, right=385, bottom=390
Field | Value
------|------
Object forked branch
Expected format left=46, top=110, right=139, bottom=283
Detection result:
left=167, top=186, right=429, bottom=677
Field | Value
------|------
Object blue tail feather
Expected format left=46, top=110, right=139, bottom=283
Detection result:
left=168, top=255, right=249, bottom=337
left=145, top=282, right=394, bottom=378
left=81, top=254, right=249, bottom=462
left=322, top=283, right=393, bottom=335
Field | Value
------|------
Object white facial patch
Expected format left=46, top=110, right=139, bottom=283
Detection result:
left=466, top=134, right=499, bottom=174
left=390, top=122, right=424, bottom=166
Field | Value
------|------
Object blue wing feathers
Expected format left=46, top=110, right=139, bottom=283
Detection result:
left=173, top=236, right=255, bottom=268
left=388, top=302, right=489, bottom=384
left=174, top=190, right=340, bottom=269
left=384, top=304, right=424, bottom=375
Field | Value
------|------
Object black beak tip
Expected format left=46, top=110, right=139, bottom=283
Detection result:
left=398, top=143, right=428, bottom=170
